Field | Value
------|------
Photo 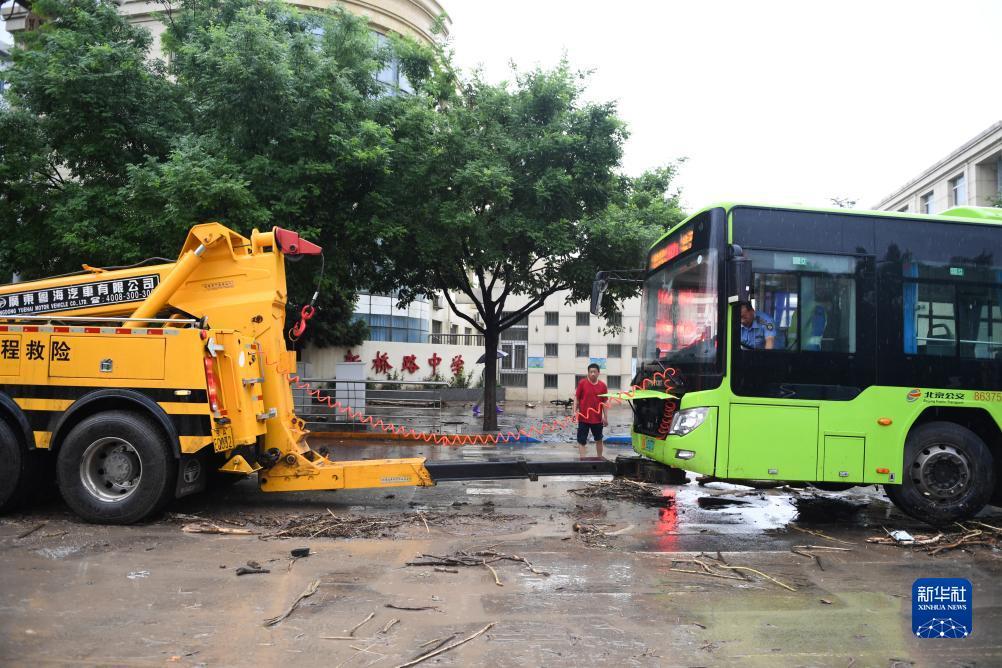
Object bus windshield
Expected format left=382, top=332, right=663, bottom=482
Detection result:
left=639, top=248, right=719, bottom=364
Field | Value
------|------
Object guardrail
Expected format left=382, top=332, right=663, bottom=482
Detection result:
left=292, top=378, right=445, bottom=433
left=428, top=333, right=485, bottom=346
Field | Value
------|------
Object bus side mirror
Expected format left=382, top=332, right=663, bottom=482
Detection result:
left=591, top=272, right=609, bottom=316
left=727, top=245, right=751, bottom=304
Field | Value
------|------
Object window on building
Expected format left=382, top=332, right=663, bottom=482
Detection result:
left=500, top=311, right=529, bottom=341
left=543, top=374, right=558, bottom=389
left=576, top=343, right=589, bottom=357
left=574, top=374, right=586, bottom=386
left=544, top=343, right=559, bottom=357
left=950, top=173, right=967, bottom=207
left=606, top=375, right=621, bottom=390
left=352, top=292, right=430, bottom=342
left=432, top=321, right=442, bottom=334
left=632, top=346, right=638, bottom=359
left=373, top=33, right=414, bottom=94
left=450, top=324, right=458, bottom=335
left=607, top=344, right=622, bottom=358
left=431, top=295, right=442, bottom=309
left=921, top=191, right=934, bottom=214
left=606, top=312, right=623, bottom=327
left=545, top=311, right=559, bottom=326
left=576, top=312, right=590, bottom=326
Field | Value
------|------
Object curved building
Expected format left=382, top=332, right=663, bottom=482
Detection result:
left=3, top=0, right=450, bottom=51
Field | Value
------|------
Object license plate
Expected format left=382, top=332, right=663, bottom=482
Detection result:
left=645, top=438, right=655, bottom=452
left=212, top=424, right=235, bottom=452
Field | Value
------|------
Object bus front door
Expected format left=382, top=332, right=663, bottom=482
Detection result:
left=727, top=403, right=819, bottom=481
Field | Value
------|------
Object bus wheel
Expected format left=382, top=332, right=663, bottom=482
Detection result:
left=56, top=411, right=177, bottom=525
left=0, top=419, right=44, bottom=513
left=884, top=421, right=995, bottom=526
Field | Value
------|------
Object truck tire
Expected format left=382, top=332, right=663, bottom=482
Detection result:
left=884, top=421, right=995, bottom=526
left=0, top=419, right=43, bottom=513
left=56, top=411, right=177, bottom=524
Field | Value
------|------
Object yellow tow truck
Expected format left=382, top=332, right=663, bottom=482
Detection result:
left=0, top=223, right=614, bottom=523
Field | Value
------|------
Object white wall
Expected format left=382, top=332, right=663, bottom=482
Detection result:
left=301, top=340, right=485, bottom=384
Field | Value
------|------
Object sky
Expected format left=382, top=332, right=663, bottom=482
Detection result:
left=446, top=0, right=1002, bottom=211
left=3, top=1, right=1000, bottom=210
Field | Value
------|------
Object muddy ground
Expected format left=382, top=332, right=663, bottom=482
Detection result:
left=1, top=438, right=1000, bottom=668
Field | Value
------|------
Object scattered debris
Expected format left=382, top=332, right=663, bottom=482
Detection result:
left=789, top=525, right=853, bottom=545
left=395, top=622, right=496, bottom=668
left=380, top=618, right=400, bottom=634
left=867, top=522, right=1001, bottom=555
left=236, top=561, right=270, bottom=576
left=16, top=523, right=47, bottom=539
left=386, top=604, right=440, bottom=612
left=290, top=547, right=311, bottom=558
left=434, top=567, right=458, bottom=574
left=168, top=513, right=247, bottom=527
left=127, top=570, right=150, bottom=580
left=258, top=509, right=527, bottom=540
left=696, top=496, right=751, bottom=509
left=407, top=549, right=549, bottom=586
left=569, top=479, right=671, bottom=506
left=820, top=598, right=832, bottom=605
left=182, top=522, right=255, bottom=536
left=262, top=579, right=320, bottom=627
left=572, top=522, right=616, bottom=548
left=347, top=611, right=376, bottom=636
left=666, top=553, right=796, bottom=591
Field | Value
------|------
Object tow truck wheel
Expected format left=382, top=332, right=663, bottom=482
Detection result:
left=57, top=411, right=177, bottom=525
left=884, top=421, right=995, bottom=526
left=0, top=419, right=45, bottom=513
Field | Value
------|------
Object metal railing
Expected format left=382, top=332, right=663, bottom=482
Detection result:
left=292, top=378, right=445, bottom=433
left=428, top=332, right=485, bottom=346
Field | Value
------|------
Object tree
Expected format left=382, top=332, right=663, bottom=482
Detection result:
left=0, top=0, right=424, bottom=346
left=374, top=61, right=685, bottom=430
left=829, top=196, right=857, bottom=209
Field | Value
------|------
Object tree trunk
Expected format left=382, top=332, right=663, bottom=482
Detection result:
left=482, top=327, right=499, bottom=432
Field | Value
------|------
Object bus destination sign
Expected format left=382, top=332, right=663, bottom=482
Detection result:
left=649, top=228, right=694, bottom=270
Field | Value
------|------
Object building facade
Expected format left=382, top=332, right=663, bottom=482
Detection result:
left=2, top=0, right=449, bottom=53
left=873, top=121, right=1002, bottom=214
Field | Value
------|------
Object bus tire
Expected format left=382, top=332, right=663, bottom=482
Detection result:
left=884, top=421, right=995, bottom=526
left=0, top=419, right=44, bottom=513
left=56, top=411, right=177, bottom=525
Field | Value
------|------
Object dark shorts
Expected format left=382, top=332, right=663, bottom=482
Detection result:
left=577, top=422, right=604, bottom=445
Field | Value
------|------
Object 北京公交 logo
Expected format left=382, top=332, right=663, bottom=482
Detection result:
left=907, top=388, right=922, bottom=403
left=913, top=578, right=972, bottom=638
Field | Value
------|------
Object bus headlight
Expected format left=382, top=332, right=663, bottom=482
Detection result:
left=669, top=407, right=709, bottom=436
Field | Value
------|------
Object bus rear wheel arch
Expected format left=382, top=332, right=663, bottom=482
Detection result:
left=885, top=421, right=995, bottom=526
left=56, top=410, right=177, bottom=525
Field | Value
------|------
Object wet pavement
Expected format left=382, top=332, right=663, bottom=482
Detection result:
left=1, top=435, right=1000, bottom=667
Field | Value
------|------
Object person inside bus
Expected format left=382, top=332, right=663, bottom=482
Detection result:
left=740, top=303, right=776, bottom=349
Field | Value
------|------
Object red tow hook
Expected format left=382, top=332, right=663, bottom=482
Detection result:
left=274, top=227, right=322, bottom=256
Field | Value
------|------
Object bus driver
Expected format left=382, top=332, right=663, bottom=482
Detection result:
left=740, top=303, right=776, bottom=350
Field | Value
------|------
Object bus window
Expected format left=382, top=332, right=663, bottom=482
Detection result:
left=958, top=286, right=1002, bottom=359
left=798, top=275, right=856, bottom=353
left=906, top=283, right=956, bottom=357
left=747, top=251, right=857, bottom=353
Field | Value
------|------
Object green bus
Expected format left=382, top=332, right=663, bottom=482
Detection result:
left=594, top=203, right=1002, bottom=524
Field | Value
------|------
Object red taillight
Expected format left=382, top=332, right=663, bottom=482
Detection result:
left=203, top=356, right=221, bottom=414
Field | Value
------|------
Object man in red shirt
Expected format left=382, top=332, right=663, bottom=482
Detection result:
left=575, top=363, right=609, bottom=459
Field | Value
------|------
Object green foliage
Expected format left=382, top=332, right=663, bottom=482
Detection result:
left=0, top=0, right=438, bottom=346
left=449, top=368, right=471, bottom=388
left=372, top=57, right=685, bottom=427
